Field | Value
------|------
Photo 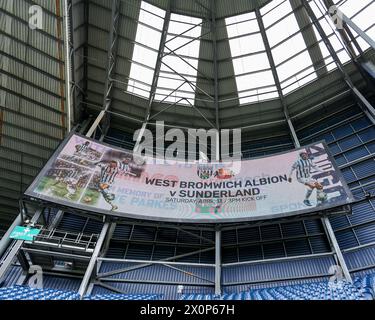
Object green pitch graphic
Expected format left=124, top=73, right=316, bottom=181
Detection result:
left=36, top=177, right=84, bottom=202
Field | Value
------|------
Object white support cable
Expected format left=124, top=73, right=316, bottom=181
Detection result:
left=63, top=0, right=72, bottom=133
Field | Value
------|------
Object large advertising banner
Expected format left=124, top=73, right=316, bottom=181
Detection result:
left=25, top=133, right=354, bottom=223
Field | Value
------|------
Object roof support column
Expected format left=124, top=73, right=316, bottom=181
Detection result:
left=321, top=0, right=375, bottom=92
left=86, top=0, right=121, bottom=139
left=0, top=214, right=22, bottom=260
left=62, top=0, right=76, bottom=132
left=85, top=221, right=117, bottom=296
left=78, top=221, right=110, bottom=298
left=214, top=228, right=221, bottom=295
left=321, top=217, right=352, bottom=282
left=256, top=8, right=300, bottom=148
left=210, top=0, right=220, bottom=131
left=290, top=0, right=328, bottom=77
left=259, top=5, right=352, bottom=281
left=301, top=0, right=375, bottom=125
left=0, top=209, right=42, bottom=281
left=337, top=7, right=375, bottom=50
left=144, top=4, right=171, bottom=124
left=134, top=4, right=171, bottom=151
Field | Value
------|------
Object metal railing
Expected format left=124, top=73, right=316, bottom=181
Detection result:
left=30, top=228, right=99, bottom=253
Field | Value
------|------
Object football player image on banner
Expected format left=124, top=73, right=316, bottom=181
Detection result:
left=288, top=151, right=327, bottom=208
left=93, top=156, right=136, bottom=211
left=25, top=133, right=354, bottom=223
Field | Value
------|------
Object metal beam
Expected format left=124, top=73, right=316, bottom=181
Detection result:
left=214, top=229, right=221, bottom=295
left=97, top=247, right=214, bottom=278
left=222, top=252, right=334, bottom=267
left=176, top=227, right=214, bottom=245
left=339, top=8, right=375, bottom=50
left=48, top=210, right=64, bottom=230
left=256, top=1, right=355, bottom=283
left=321, top=0, right=375, bottom=94
left=99, top=277, right=214, bottom=286
left=85, top=221, right=117, bottom=295
left=144, top=5, right=171, bottom=124
left=321, top=217, right=352, bottom=282
left=290, top=0, right=328, bottom=77
left=78, top=222, right=110, bottom=298
left=98, top=257, right=214, bottom=268
left=256, top=8, right=300, bottom=148
left=211, top=0, right=220, bottom=132
left=63, top=0, right=74, bottom=132
left=162, top=263, right=214, bottom=284
left=301, top=0, right=375, bottom=124
left=21, top=247, right=91, bottom=261
left=0, top=209, right=42, bottom=281
left=133, top=4, right=171, bottom=151
left=0, top=214, right=22, bottom=259
left=86, top=0, right=121, bottom=138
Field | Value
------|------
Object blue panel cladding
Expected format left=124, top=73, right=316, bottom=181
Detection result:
left=91, top=283, right=214, bottom=300
left=222, top=255, right=335, bottom=284
left=98, top=262, right=214, bottom=285
left=223, top=276, right=329, bottom=293
left=1, top=265, right=22, bottom=287
left=42, top=275, right=82, bottom=292
left=344, top=245, right=375, bottom=270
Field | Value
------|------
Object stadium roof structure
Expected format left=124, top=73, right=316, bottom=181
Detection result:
left=81, top=0, right=375, bottom=135
left=0, top=0, right=375, bottom=231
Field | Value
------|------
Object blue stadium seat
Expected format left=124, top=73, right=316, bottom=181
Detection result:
left=0, top=286, right=80, bottom=300
left=354, top=273, right=375, bottom=300
left=249, top=280, right=368, bottom=300
left=84, top=293, right=163, bottom=300
left=179, top=278, right=375, bottom=301
left=0, top=285, right=164, bottom=300
left=179, top=293, right=220, bottom=300
left=2, top=276, right=375, bottom=300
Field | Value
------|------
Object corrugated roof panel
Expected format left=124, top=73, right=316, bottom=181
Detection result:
left=4, top=58, right=62, bottom=96
left=9, top=0, right=61, bottom=39
left=1, top=34, right=62, bottom=78
left=28, top=30, right=61, bottom=58
left=216, top=40, right=233, bottom=60
left=4, top=111, right=63, bottom=139
left=0, top=147, right=45, bottom=169
left=198, top=40, right=213, bottom=61
left=18, top=98, right=65, bottom=126
left=144, top=0, right=272, bottom=19
left=90, top=0, right=112, bottom=10
left=23, top=67, right=62, bottom=96
left=88, top=3, right=112, bottom=31
left=1, top=135, right=54, bottom=160
left=2, top=123, right=58, bottom=150
left=0, top=159, right=37, bottom=179
left=87, top=26, right=109, bottom=51
left=31, top=0, right=59, bottom=15
left=116, top=39, right=136, bottom=62
left=21, top=83, right=65, bottom=112
left=1, top=265, right=22, bottom=287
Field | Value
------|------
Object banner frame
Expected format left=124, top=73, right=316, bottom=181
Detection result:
left=24, top=132, right=355, bottom=224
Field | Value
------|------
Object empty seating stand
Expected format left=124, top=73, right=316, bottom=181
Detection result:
left=0, top=286, right=163, bottom=300
left=84, top=293, right=163, bottom=300
left=2, top=276, right=374, bottom=300
left=0, top=286, right=80, bottom=300
left=250, top=281, right=367, bottom=300
left=179, top=279, right=375, bottom=300
left=180, top=292, right=251, bottom=300
left=353, top=274, right=375, bottom=299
